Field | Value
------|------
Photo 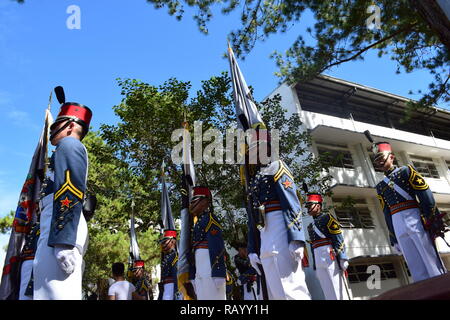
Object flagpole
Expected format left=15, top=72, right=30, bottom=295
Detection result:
left=227, top=43, right=269, bottom=300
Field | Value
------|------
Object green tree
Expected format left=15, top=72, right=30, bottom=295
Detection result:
left=145, top=0, right=449, bottom=111
left=0, top=211, right=14, bottom=234
left=79, top=131, right=162, bottom=295
left=100, top=72, right=332, bottom=248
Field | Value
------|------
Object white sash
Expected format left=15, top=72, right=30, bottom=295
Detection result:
left=313, top=221, right=326, bottom=239
left=382, top=167, right=413, bottom=201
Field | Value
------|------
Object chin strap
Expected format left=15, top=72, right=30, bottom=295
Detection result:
left=50, top=118, right=88, bottom=141
left=50, top=119, right=75, bottom=142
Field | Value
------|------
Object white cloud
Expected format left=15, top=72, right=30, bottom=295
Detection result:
left=7, top=110, right=31, bottom=126
left=0, top=89, right=37, bottom=130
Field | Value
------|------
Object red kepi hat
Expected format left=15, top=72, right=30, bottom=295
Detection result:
left=161, top=229, right=177, bottom=241
left=306, top=193, right=323, bottom=205
left=133, top=260, right=145, bottom=268
left=373, top=142, right=392, bottom=162
left=51, top=102, right=92, bottom=136
left=192, top=186, right=212, bottom=201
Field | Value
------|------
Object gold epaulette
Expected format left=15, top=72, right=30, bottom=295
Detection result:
left=327, top=214, right=342, bottom=235
left=408, top=165, right=429, bottom=190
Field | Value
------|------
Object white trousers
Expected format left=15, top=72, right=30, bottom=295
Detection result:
left=314, top=245, right=349, bottom=300
left=33, top=194, right=88, bottom=300
left=19, top=260, right=33, bottom=300
left=162, top=283, right=174, bottom=300
left=259, top=210, right=311, bottom=300
left=392, top=207, right=446, bottom=282
left=194, top=248, right=226, bottom=300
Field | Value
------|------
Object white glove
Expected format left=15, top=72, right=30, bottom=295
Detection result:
left=54, top=245, right=77, bottom=275
left=393, top=243, right=402, bottom=255
left=248, top=253, right=262, bottom=275
left=212, top=277, right=225, bottom=289
left=340, top=259, right=349, bottom=271
left=288, top=241, right=304, bottom=261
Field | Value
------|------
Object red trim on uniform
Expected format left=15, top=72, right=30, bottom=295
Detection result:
left=311, top=238, right=332, bottom=249
left=264, top=206, right=282, bottom=213
left=263, top=200, right=281, bottom=205
left=390, top=200, right=419, bottom=215
left=193, top=240, right=208, bottom=249
left=21, top=256, right=35, bottom=261
left=162, top=277, right=175, bottom=284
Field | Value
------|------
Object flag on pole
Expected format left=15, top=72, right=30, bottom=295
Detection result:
left=177, top=119, right=196, bottom=299
left=0, top=106, right=53, bottom=300
left=129, top=199, right=141, bottom=263
left=182, top=118, right=196, bottom=186
left=227, top=43, right=265, bottom=130
left=160, top=161, right=175, bottom=232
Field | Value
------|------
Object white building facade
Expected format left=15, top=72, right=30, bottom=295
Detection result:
left=269, top=75, right=450, bottom=300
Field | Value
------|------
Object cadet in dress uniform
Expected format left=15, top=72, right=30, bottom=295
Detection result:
left=159, top=230, right=178, bottom=300
left=189, top=186, right=226, bottom=300
left=130, top=260, right=153, bottom=300
left=234, top=242, right=259, bottom=300
left=18, top=222, right=40, bottom=300
left=33, top=101, right=92, bottom=300
left=305, top=193, right=350, bottom=300
left=374, top=141, right=447, bottom=282
left=246, top=129, right=311, bottom=300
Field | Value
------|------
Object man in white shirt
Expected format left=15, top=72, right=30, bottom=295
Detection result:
left=108, top=262, right=143, bottom=300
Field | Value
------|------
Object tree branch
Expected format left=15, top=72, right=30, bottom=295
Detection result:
left=319, top=22, right=419, bottom=74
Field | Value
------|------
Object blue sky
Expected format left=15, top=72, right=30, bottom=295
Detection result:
left=0, top=1, right=443, bottom=266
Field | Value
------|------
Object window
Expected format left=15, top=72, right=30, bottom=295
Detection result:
left=409, top=155, right=440, bottom=179
left=317, top=143, right=354, bottom=169
left=332, top=198, right=375, bottom=229
left=347, top=263, right=397, bottom=283
left=335, top=208, right=375, bottom=229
